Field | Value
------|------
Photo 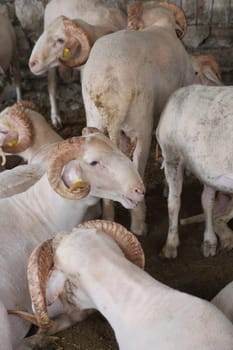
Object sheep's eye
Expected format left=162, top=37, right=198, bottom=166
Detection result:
left=195, top=71, right=198, bottom=75
left=57, top=38, right=65, bottom=44
left=89, top=161, right=98, bottom=166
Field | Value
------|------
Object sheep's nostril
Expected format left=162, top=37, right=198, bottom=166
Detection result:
left=29, top=60, right=38, bottom=69
left=135, top=187, right=145, bottom=196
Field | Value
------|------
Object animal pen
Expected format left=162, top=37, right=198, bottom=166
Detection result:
left=0, top=0, right=233, bottom=349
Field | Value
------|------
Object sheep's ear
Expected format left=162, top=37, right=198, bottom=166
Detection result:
left=46, top=269, right=66, bottom=305
left=67, top=40, right=80, bottom=59
left=61, top=159, right=89, bottom=197
left=202, top=67, right=223, bottom=86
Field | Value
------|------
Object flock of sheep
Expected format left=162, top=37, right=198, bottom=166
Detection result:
left=0, top=0, right=233, bottom=349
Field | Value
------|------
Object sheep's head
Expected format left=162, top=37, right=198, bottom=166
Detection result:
left=46, top=129, right=145, bottom=208
left=127, top=1, right=187, bottom=39
left=191, top=54, right=223, bottom=86
left=29, top=16, right=92, bottom=74
left=0, top=101, right=37, bottom=165
left=8, top=220, right=145, bottom=331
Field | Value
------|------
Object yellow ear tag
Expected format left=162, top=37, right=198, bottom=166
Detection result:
left=63, top=48, right=71, bottom=58
left=137, top=27, right=142, bottom=31
left=70, top=178, right=84, bottom=193
left=7, top=140, right=18, bottom=147
left=72, top=178, right=83, bottom=185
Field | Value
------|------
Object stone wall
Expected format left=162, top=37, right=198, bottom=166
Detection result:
left=0, top=0, right=232, bottom=126
left=179, top=0, right=233, bottom=84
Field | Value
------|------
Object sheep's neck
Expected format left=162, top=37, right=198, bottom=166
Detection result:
left=20, top=115, right=62, bottom=163
left=22, top=175, right=99, bottom=233
left=73, top=19, right=115, bottom=46
left=90, top=24, right=115, bottom=42
left=78, top=251, right=167, bottom=341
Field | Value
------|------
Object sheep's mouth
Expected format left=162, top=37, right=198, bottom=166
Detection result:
left=121, top=195, right=138, bottom=209
left=31, top=68, right=47, bottom=76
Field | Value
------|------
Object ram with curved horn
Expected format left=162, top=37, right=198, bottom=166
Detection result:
left=10, top=220, right=233, bottom=349
left=0, top=100, right=62, bottom=198
left=82, top=1, right=199, bottom=235
left=0, top=130, right=144, bottom=349
left=29, top=0, right=128, bottom=127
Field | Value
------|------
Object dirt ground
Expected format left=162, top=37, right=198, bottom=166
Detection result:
left=3, top=78, right=233, bottom=350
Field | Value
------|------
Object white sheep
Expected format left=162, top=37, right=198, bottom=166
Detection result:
left=0, top=100, right=62, bottom=197
left=0, top=130, right=144, bottom=350
left=29, top=0, right=128, bottom=127
left=82, top=1, right=196, bottom=235
left=0, top=12, right=21, bottom=101
left=212, top=281, right=233, bottom=323
left=11, top=220, right=233, bottom=350
left=156, top=84, right=233, bottom=258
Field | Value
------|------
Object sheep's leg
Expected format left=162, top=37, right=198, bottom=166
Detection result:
left=102, top=199, right=115, bottom=221
left=48, top=68, right=62, bottom=128
left=130, top=132, right=151, bottom=235
left=214, top=204, right=233, bottom=250
left=11, top=52, right=21, bottom=102
left=160, top=159, right=184, bottom=258
left=201, top=185, right=218, bottom=256
left=131, top=200, right=146, bottom=235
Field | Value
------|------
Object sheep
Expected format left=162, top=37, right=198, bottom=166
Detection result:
left=158, top=52, right=223, bottom=198
left=82, top=1, right=196, bottom=235
left=0, top=130, right=144, bottom=350
left=212, top=281, right=233, bottom=323
left=156, top=84, right=233, bottom=258
left=11, top=220, right=233, bottom=350
left=190, top=53, right=223, bottom=86
left=0, top=100, right=62, bottom=198
left=29, top=0, right=128, bottom=127
left=0, top=13, right=21, bottom=101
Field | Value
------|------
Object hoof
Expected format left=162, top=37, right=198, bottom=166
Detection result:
left=51, top=113, right=63, bottom=129
left=201, top=241, right=217, bottom=257
left=130, top=222, right=147, bottom=236
left=220, top=236, right=233, bottom=251
left=159, top=244, right=178, bottom=259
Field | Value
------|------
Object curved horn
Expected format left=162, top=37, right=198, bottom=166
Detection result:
left=159, top=1, right=187, bottom=39
left=127, top=1, right=144, bottom=30
left=8, top=236, right=65, bottom=330
left=17, top=100, right=39, bottom=113
left=59, top=18, right=92, bottom=68
left=78, top=220, right=145, bottom=269
left=8, top=309, right=41, bottom=327
left=27, top=239, right=54, bottom=330
left=47, top=136, right=90, bottom=199
left=1, top=103, right=34, bottom=154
